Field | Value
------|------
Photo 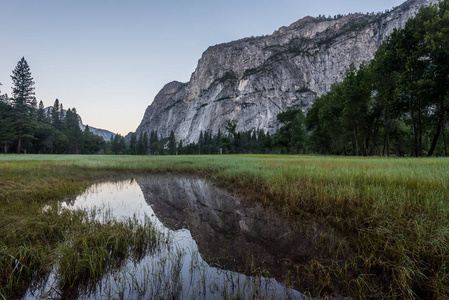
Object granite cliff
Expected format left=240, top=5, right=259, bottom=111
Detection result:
left=136, top=0, right=439, bottom=143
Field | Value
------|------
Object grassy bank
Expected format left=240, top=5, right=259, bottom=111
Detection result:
left=0, top=154, right=448, bottom=298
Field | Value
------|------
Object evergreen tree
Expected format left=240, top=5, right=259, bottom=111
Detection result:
left=143, top=132, right=149, bottom=155
left=111, top=134, right=127, bottom=155
left=168, top=131, right=176, bottom=155
left=0, top=100, right=15, bottom=153
left=257, top=129, right=266, bottom=153
left=119, top=135, right=127, bottom=154
left=149, top=130, right=159, bottom=155
left=33, top=122, right=56, bottom=154
left=11, top=58, right=35, bottom=106
left=59, top=103, right=66, bottom=130
left=36, top=100, right=47, bottom=123
left=198, top=130, right=204, bottom=154
left=264, top=132, right=272, bottom=153
left=65, top=108, right=83, bottom=154
left=81, top=125, right=104, bottom=154
left=215, top=129, right=222, bottom=154
left=51, top=99, right=64, bottom=131
left=129, top=132, right=137, bottom=155
left=10, top=57, right=36, bottom=153
left=137, top=132, right=146, bottom=155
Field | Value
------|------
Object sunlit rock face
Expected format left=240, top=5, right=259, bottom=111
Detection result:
left=136, top=0, right=439, bottom=143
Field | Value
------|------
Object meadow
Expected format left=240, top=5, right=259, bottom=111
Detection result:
left=0, top=154, right=448, bottom=299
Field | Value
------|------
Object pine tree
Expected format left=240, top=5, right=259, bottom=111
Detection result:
left=10, top=57, right=36, bottom=153
left=137, top=132, right=146, bottom=155
left=11, top=58, right=35, bottom=107
left=177, top=140, right=183, bottom=155
left=0, top=100, right=15, bottom=153
left=118, top=136, right=126, bottom=154
left=198, top=130, right=204, bottom=154
left=129, top=132, right=137, bottom=155
left=149, top=130, right=159, bottom=155
left=51, top=99, right=63, bottom=130
left=36, top=100, right=47, bottom=123
left=59, top=103, right=66, bottom=130
left=143, top=132, right=149, bottom=155
left=168, top=131, right=176, bottom=155
left=65, top=108, right=83, bottom=154
left=111, top=134, right=126, bottom=155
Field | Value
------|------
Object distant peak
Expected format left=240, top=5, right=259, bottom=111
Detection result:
left=158, top=81, right=185, bottom=96
left=288, top=16, right=316, bottom=28
left=273, top=16, right=316, bottom=35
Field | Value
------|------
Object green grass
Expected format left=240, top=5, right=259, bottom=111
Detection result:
left=0, top=154, right=448, bottom=298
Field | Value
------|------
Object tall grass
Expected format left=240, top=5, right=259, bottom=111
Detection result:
left=0, top=154, right=448, bottom=298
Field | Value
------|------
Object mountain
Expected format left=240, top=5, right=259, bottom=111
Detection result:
left=79, top=122, right=116, bottom=141
left=136, top=0, right=439, bottom=143
left=44, top=107, right=116, bottom=141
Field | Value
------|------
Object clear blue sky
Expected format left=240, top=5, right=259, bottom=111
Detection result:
left=1, top=0, right=405, bottom=136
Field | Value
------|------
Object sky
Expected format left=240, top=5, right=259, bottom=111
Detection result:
left=1, top=0, right=405, bottom=136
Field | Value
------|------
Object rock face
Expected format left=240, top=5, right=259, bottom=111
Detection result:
left=79, top=122, right=115, bottom=141
left=136, top=0, right=439, bottom=143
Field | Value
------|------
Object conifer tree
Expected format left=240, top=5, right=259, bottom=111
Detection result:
left=65, top=108, right=83, bottom=154
left=0, top=100, right=15, bottom=153
left=51, top=99, right=63, bottom=130
left=149, top=130, right=159, bottom=155
left=143, top=132, right=149, bottom=154
left=129, top=132, right=137, bottom=155
left=36, top=100, right=47, bottom=123
left=10, top=57, right=36, bottom=153
left=168, top=131, right=176, bottom=155
left=11, top=58, right=35, bottom=107
left=137, top=132, right=146, bottom=155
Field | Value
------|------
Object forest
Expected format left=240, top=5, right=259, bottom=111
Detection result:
left=1, top=1, right=448, bottom=157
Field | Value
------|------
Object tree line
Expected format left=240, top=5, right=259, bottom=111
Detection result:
left=119, top=126, right=275, bottom=156
left=0, top=58, right=106, bottom=154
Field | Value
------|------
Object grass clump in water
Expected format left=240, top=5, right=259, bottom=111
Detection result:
left=0, top=158, right=163, bottom=299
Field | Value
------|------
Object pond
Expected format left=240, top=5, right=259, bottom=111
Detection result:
left=26, top=175, right=310, bottom=299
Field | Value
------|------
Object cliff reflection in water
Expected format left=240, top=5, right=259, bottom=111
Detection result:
left=137, top=176, right=313, bottom=284
left=35, top=175, right=309, bottom=299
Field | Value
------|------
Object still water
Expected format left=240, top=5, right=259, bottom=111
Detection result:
left=27, top=175, right=308, bottom=299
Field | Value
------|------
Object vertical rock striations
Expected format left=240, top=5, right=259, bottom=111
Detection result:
left=136, top=0, right=439, bottom=143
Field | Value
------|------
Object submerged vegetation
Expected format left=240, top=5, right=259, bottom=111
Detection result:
left=0, top=154, right=448, bottom=299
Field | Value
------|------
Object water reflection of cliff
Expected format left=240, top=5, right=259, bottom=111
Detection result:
left=136, top=176, right=320, bottom=281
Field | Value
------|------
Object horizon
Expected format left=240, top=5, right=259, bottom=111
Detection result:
left=1, top=0, right=405, bottom=136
